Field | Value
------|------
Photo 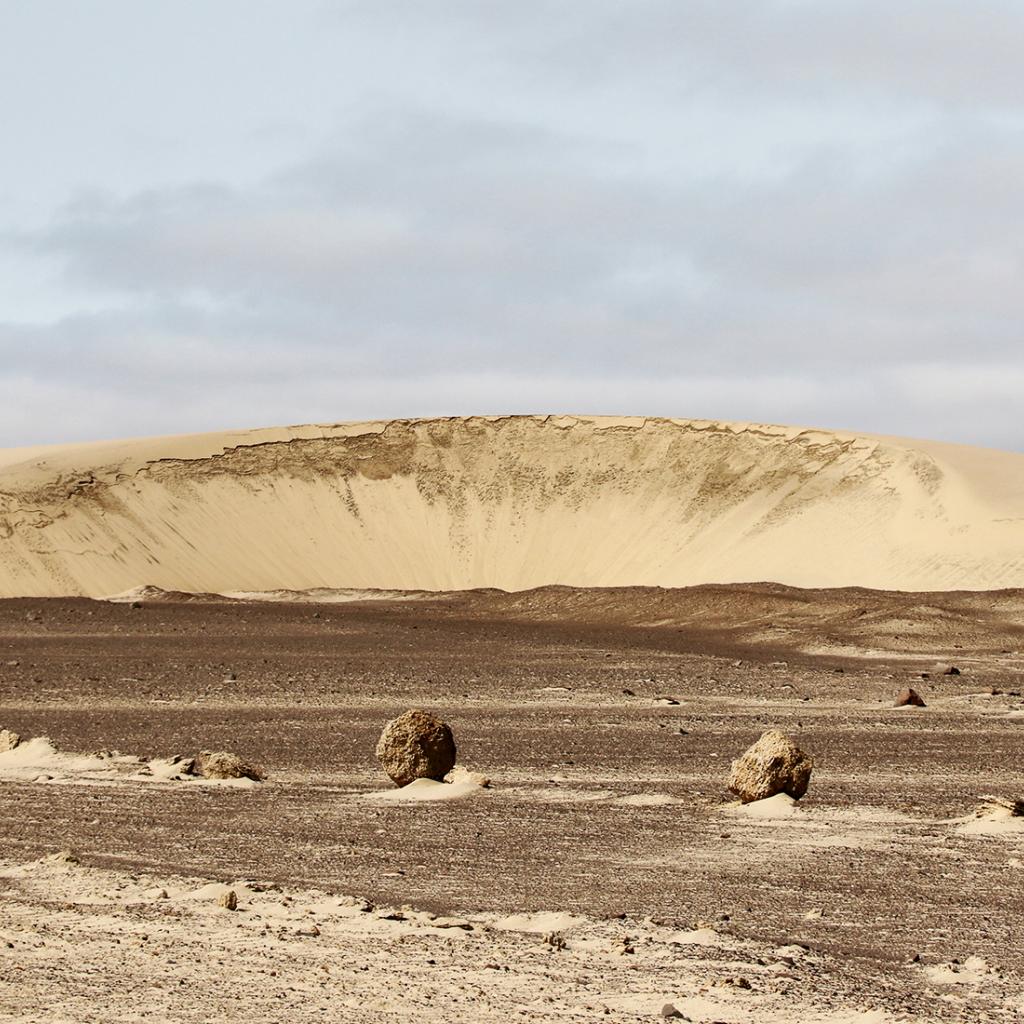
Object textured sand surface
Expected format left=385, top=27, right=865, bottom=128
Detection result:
left=0, top=852, right=943, bottom=1024
left=2, top=415, right=1024, bottom=597
left=2, top=590, right=1024, bottom=1022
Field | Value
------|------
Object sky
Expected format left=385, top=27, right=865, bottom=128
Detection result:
left=2, top=0, right=1023, bottom=450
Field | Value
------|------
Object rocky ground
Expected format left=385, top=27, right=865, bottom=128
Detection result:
left=1, top=585, right=1023, bottom=1022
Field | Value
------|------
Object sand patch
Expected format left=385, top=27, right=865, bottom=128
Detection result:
left=513, top=786, right=619, bottom=804
left=923, top=955, right=994, bottom=987
left=367, top=777, right=488, bottom=803
left=665, top=926, right=723, bottom=947
left=726, top=792, right=803, bottom=819
left=609, top=792, right=682, bottom=807
left=0, top=853, right=1011, bottom=1023
left=0, top=737, right=121, bottom=783
left=0, top=739, right=261, bottom=789
left=955, top=801, right=1024, bottom=837
left=489, top=910, right=587, bottom=934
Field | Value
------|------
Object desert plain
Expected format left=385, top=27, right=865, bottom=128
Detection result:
left=1, top=417, right=1023, bottom=1023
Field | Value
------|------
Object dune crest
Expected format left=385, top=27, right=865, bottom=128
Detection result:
left=1, top=414, right=1023, bottom=597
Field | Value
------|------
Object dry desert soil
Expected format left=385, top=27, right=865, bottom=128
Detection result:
left=1, top=584, right=1023, bottom=1023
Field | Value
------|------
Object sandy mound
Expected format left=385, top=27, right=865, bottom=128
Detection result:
left=2, top=415, right=1024, bottom=597
left=728, top=792, right=803, bottom=819
left=728, top=729, right=813, bottom=803
left=368, top=777, right=488, bottom=803
left=957, top=796, right=1024, bottom=837
left=0, top=737, right=264, bottom=789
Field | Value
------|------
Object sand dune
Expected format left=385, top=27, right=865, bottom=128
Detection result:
left=1, top=414, right=1023, bottom=597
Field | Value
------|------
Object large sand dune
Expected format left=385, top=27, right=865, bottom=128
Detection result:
left=1, top=414, right=1023, bottom=597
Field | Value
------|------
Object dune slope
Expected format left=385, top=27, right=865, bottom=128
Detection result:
left=1, top=415, right=1023, bottom=597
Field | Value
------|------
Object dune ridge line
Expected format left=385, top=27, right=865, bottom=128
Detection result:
left=2, top=414, right=1023, bottom=597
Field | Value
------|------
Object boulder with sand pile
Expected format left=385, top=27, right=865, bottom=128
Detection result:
left=728, top=729, right=813, bottom=804
left=376, top=709, right=457, bottom=787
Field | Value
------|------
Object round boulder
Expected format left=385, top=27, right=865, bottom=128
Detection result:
left=376, top=709, right=456, bottom=787
left=727, top=729, right=812, bottom=804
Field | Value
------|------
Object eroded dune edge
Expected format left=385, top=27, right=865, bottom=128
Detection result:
left=2, top=414, right=1023, bottom=597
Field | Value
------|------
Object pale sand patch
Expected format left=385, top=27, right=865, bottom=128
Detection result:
left=665, top=926, right=723, bottom=947
left=955, top=805, right=1024, bottom=837
left=0, top=854, right=1000, bottom=1022
left=599, top=991, right=902, bottom=1023
left=0, top=740, right=260, bottom=789
left=490, top=910, right=587, bottom=934
left=512, top=786, right=619, bottom=803
left=366, top=777, right=488, bottom=803
left=609, top=792, right=682, bottom=807
left=726, top=792, right=802, bottom=819
left=923, top=955, right=994, bottom=987
left=0, top=736, right=116, bottom=782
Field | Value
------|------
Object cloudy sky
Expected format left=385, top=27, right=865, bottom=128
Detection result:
left=2, top=1, right=1022, bottom=449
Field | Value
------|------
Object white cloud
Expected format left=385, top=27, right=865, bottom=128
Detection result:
left=0, top=2, right=1022, bottom=450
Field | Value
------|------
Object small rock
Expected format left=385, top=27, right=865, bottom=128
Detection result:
left=660, top=1004, right=688, bottom=1020
left=43, top=849, right=79, bottom=865
left=195, top=751, right=264, bottom=781
left=944, top=666, right=961, bottom=676
left=894, top=687, right=926, bottom=707
left=375, top=709, right=456, bottom=788
left=728, top=730, right=812, bottom=804
left=445, top=766, right=490, bottom=788
left=166, top=754, right=198, bottom=775
left=0, top=729, right=21, bottom=752
left=715, top=976, right=752, bottom=989
left=217, top=890, right=238, bottom=911
left=432, top=917, right=474, bottom=930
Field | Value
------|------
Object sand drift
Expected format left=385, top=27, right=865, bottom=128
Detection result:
left=2, top=414, right=1024, bottom=597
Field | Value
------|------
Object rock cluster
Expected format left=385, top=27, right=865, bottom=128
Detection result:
left=728, top=729, right=813, bottom=803
left=375, top=710, right=457, bottom=787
